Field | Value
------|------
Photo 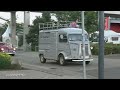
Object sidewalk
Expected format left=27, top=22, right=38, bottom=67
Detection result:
left=0, top=70, right=79, bottom=79
left=0, top=63, right=97, bottom=79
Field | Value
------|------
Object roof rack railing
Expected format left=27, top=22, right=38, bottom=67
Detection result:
left=39, top=21, right=81, bottom=30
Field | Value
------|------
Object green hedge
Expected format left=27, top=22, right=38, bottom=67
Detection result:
left=91, top=43, right=120, bottom=55
left=0, top=53, right=12, bottom=69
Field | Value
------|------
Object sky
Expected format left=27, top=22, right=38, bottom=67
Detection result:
left=0, top=11, right=56, bottom=25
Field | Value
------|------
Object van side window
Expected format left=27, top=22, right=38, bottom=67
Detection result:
left=59, top=34, right=67, bottom=42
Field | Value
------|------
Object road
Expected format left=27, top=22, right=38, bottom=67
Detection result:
left=12, top=51, right=120, bottom=79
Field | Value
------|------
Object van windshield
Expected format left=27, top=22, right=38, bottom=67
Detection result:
left=68, top=34, right=88, bottom=41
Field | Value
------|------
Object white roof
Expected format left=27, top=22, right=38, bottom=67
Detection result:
left=104, top=11, right=120, bottom=15
left=94, top=30, right=120, bottom=37
left=104, top=30, right=120, bottom=37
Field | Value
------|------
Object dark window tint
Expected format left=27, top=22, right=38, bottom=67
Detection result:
left=59, top=34, right=67, bottom=42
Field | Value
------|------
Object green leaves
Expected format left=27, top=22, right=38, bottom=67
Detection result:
left=54, top=11, right=80, bottom=22
left=91, top=43, right=120, bottom=55
left=0, top=53, right=12, bottom=69
left=85, top=11, right=98, bottom=34
left=53, top=11, right=98, bottom=33
left=26, top=12, right=52, bottom=51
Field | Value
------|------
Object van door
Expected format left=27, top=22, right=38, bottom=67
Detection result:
left=58, top=34, right=70, bottom=59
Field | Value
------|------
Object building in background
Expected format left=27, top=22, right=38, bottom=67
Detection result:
left=104, top=11, right=120, bottom=33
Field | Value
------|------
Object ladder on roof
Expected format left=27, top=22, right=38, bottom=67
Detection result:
left=39, top=21, right=81, bottom=30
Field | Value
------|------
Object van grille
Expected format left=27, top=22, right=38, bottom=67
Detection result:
left=81, top=44, right=89, bottom=56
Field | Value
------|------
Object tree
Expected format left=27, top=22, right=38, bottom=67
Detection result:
left=16, top=23, right=24, bottom=47
left=54, top=11, right=81, bottom=22
left=85, top=11, right=98, bottom=34
left=26, top=12, right=52, bottom=51
left=53, top=11, right=98, bottom=33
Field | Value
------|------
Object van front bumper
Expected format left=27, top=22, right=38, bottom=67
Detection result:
left=72, top=58, right=93, bottom=61
left=65, top=56, right=93, bottom=61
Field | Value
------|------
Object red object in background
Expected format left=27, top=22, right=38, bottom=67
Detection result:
left=70, top=22, right=77, bottom=28
left=0, top=42, right=16, bottom=56
left=110, top=23, right=120, bottom=33
left=105, top=17, right=109, bottom=30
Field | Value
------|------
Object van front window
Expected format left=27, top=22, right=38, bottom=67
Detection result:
left=68, top=34, right=88, bottom=41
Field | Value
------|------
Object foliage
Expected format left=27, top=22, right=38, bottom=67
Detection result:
left=0, top=53, right=12, bottom=69
left=26, top=12, right=52, bottom=51
left=18, top=35, right=23, bottom=47
left=91, top=43, right=120, bottom=55
left=85, top=11, right=98, bottom=34
left=16, top=23, right=24, bottom=47
left=53, top=11, right=80, bottom=21
left=53, top=11, right=98, bottom=33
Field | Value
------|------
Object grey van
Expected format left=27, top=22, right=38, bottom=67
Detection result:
left=38, top=22, right=93, bottom=65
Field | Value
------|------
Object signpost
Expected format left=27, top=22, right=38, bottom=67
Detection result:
left=81, top=11, right=86, bottom=79
left=98, top=11, right=104, bottom=79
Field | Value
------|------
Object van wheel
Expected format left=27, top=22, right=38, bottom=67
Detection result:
left=39, top=54, right=46, bottom=63
left=58, top=54, right=66, bottom=66
left=86, top=61, right=90, bottom=65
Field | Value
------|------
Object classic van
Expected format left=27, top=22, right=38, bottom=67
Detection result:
left=38, top=22, right=93, bottom=65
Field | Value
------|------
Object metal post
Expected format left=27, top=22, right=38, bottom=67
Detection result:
left=98, top=11, right=104, bottom=79
left=23, top=11, right=30, bottom=51
left=10, top=11, right=16, bottom=48
left=81, top=11, right=86, bottom=79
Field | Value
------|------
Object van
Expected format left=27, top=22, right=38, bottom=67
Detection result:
left=38, top=22, right=93, bottom=65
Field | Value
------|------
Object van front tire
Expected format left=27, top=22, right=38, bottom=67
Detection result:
left=58, top=54, right=66, bottom=66
left=39, top=54, right=46, bottom=63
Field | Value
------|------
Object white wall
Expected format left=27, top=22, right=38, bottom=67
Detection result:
left=104, top=11, right=120, bottom=15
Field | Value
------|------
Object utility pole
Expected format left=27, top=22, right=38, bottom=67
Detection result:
left=81, top=11, right=86, bottom=79
left=23, top=11, right=30, bottom=51
left=98, top=11, right=104, bottom=79
left=10, top=11, right=16, bottom=48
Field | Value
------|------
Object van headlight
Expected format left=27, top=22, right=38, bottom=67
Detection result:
left=1, top=48, right=4, bottom=51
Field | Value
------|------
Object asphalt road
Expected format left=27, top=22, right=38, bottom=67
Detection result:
left=12, top=51, right=120, bottom=79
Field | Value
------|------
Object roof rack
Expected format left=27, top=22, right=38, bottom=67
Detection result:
left=39, top=21, right=81, bottom=30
